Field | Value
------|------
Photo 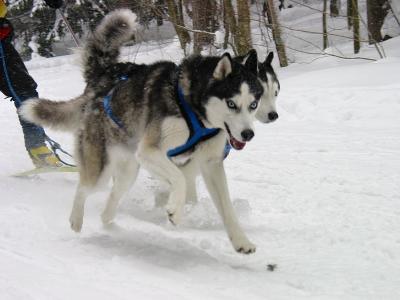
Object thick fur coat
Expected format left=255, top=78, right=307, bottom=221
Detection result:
left=20, top=9, right=274, bottom=254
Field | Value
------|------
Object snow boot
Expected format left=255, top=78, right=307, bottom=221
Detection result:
left=28, top=145, right=63, bottom=168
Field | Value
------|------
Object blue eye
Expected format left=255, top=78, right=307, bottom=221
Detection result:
left=226, top=100, right=237, bottom=110
left=250, top=101, right=258, bottom=110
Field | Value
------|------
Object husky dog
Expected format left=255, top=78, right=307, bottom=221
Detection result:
left=20, top=9, right=264, bottom=254
left=236, top=49, right=280, bottom=123
left=180, top=51, right=281, bottom=205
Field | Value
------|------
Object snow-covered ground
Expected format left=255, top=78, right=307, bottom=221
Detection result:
left=1, top=25, right=400, bottom=300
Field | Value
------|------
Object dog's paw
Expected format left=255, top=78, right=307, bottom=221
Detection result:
left=69, top=212, right=83, bottom=232
left=101, top=210, right=116, bottom=225
left=166, top=204, right=183, bottom=226
left=231, top=236, right=256, bottom=254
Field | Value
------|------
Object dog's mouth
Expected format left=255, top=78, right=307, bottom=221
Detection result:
left=224, top=123, right=246, bottom=150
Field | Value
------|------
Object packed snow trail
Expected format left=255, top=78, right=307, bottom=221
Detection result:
left=1, top=40, right=400, bottom=299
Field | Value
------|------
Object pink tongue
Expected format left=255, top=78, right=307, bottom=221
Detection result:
left=230, top=137, right=246, bottom=150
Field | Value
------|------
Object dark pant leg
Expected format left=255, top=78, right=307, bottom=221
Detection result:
left=17, top=93, right=47, bottom=150
left=0, top=40, right=46, bottom=150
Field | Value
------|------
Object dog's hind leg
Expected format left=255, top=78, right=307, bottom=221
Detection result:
left=69, top=134, right=107, bottom=232
left=137, top=143, right=186, bottom=226
left=101, top=158, right=140, bottom=225
left=69, top=183, right=91, bottom=232
left=201, top=161, right=256, bottom=254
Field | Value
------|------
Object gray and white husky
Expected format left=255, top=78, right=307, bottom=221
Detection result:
left=20, top=9, right=266, bottom=254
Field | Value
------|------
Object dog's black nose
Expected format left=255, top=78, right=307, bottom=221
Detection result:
left=268, top=111, right=279, bottom=121
left=241, top=129, right=254, bottom=142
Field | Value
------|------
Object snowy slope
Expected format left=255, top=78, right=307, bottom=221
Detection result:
left=1, top=34, right=400, bottom=299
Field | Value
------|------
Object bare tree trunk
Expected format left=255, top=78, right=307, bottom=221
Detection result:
left=222, top=0, right=230, bottom=49
left=367, top=0, right=389, bottom=44
left=166, top=0, right=191, bottom=54
left=155, top=0, right=164, bottom=26
left=352, top=0, right=360, bottom=53
left=347, top=0, right=353, bottom=29
left=192, top=0, right=206, bottom=54
left=330, top=0, right=340, bottom=17
left=224, top=0, right=251, bottom=55
left=323, top=0, right=329, bottom=49
left=224, top=0, right=239, bottom=54
left=237, top=0, right=252, bottom=55
left=183, top=0, right=192, bottom=18
left=209, top=0, right=219, bottom=33
left=192, top=0, right=216, bottom=54
left=266, top=0, right=288, bottom=67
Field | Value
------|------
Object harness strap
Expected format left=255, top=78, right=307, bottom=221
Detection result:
left=102, top=76, right=127, bottom=130
left=102, top=76, right=230, bottom=159
left=103, top=90, right=124, bottom=129
left=167, top=86, right=220, bottom=158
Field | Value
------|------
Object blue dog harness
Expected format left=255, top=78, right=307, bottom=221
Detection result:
left=167, top=86, right=221, bottom=158
left=103, top=75, right=128, bottom=130
left=103, top=77, right=231, bottom=158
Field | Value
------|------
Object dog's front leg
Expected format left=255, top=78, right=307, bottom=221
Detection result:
left=201, top=161, right=256, bottom=254
left=180, top=161, right=199, bottom=205
left=137, top=144, right=186, bottom=225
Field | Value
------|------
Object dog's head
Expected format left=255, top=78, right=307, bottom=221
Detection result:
left=256, top=52, right=280, bottom=123
left=235, top=50, right=280, bottom=124
left=205, top=53, right=263, bottom=150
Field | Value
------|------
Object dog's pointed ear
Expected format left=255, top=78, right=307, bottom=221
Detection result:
left=213, top=53, right=232, bottom=80
left=242, top=49, right=258, bottom=76
left=264, top=52, right=274, bottom=65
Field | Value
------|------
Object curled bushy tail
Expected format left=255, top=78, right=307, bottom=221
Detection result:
left=19, top=93, right=93, bottom=132
left=19, top=10, right=138, bottom=132
left=83, top=9, right=138, bottom=85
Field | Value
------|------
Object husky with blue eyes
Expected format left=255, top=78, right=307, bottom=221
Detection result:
left=235, top=49, right=280, bottom=124
left=20, top=9, right=264, bottom=254
left=176, top=50, right=281, bottom=212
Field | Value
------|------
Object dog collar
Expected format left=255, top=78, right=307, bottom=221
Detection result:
left=167, top=85, right=221, bottom=158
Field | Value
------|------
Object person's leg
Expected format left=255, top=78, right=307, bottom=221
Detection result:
left=17, top=92, right=48, bottom=150
left=0, top=40, right=61, bottom=167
